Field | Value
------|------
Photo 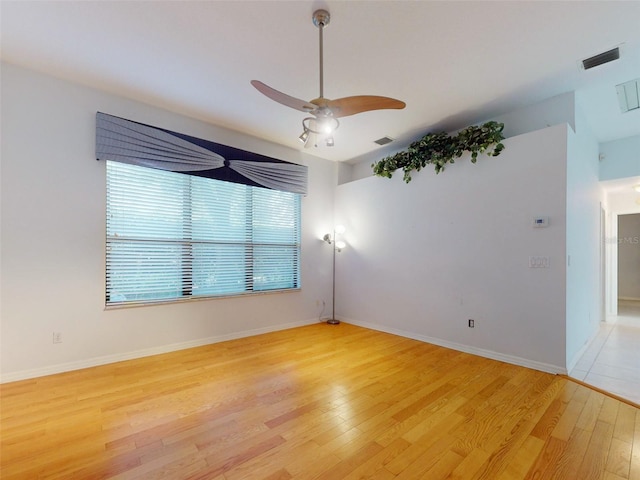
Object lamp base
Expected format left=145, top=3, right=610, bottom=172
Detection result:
left=326, top=318, right=340, bottom=325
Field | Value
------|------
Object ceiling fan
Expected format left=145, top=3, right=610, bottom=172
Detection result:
left=251, top=9, right=406, bottom=148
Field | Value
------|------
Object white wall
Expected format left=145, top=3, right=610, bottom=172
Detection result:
left=334, top=125, right=569, bottom=372
left=600, top=135, right=640, bottom=181
left=0, top=63, right=336, bottom=381
left=618, top=213, right=640, bottom=300
left=565, top=108, right=602, bottom=370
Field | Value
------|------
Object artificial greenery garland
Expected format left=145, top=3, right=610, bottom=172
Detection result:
left=371, top=121, right=505, bottom=183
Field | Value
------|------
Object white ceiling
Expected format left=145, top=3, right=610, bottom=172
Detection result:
left=1, top=1, right=639, bottom=164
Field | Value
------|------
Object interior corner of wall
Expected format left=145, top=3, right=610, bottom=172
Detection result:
left=567, top=90, right=577, bottom=133
left=490, top=92, right=578, bottom=140
left=337, top=161, right=354, bottom=186
left=573, top=102, right=598, bottom=140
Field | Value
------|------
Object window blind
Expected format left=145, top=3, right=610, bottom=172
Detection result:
left=106, top=161, right=300, bottom=305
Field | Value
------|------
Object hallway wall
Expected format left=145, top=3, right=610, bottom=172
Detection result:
left=618, top=213, right=640, bottom=300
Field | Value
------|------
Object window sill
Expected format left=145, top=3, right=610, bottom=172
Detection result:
left=104, top=287, right=302, bottom=310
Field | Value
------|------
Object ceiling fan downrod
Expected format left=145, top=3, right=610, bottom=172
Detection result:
left=312, top=10, right=330, bottom=100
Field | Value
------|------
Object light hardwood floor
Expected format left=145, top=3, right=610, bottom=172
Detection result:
left=1, top=323, right=639, bottom=479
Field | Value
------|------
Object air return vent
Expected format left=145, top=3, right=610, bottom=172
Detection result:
left=616, top=78, right=640, bottom=113
left=374, top=136, right=394, bottom=146
left=582, top=47, right=620, bottom=70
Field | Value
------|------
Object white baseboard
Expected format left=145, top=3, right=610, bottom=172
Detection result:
left=3, top=316, right=568, bottom=383
left=0, top=318, right=319, bottom=384
left=342, top=317, right=567, bottom=375
left=566, top=323, right=602, bottom=373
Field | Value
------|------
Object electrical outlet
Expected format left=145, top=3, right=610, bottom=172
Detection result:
left=53, top=332, right=62, bottom=344
left=468, top=319, right=475, bottom=328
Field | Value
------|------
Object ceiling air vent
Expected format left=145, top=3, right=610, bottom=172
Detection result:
left=374, top=136, right=394, bottom=146
left=616, top=78, right=640, bottom=113
left=582, top=47, right=620, bottom=70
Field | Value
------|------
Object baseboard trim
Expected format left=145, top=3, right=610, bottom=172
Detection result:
left=566, top=323, right=602, bottom=373
left=343, top=317, right=567, bottom=375
left=0, top=318, right=319, bottom=384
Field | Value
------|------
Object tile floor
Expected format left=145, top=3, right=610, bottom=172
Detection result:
left=570, top=300, right=640, bottom=405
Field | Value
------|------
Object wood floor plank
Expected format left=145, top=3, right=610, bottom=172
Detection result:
left=615, top=404, right=637, bottom=444
left=541, top=426, right=593, bottom=480
left=552, top=382, right=590, bottom=441
left=0, top=322, right=637, bottom=479
left=606, top=437, right=633, bottom=479
left=630, top=410, right=640, bottom=480
left=447, top=447, right=491, bottom=480
left=577, top=389, right=607, bottom=433
left=495, top=435, right=545, bottom=480
left=386, top=418, right=466, bottom=476
left=419, top=449, right=464, bottom=479
left=606, top=473, right=629, bottom=480
left=524, top=435, right=569, bottom=479
left=341, top=438, right=411, bottom=480
left=393, top=433, right=459, bottom=479
left=313, top=441, right=384, bottom=480
left=577, top=420, right=616, bottom=480
left=465, top=376, right=565, bottom=480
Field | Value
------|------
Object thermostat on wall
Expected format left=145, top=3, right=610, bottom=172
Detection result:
left=532, top=216, right=549, bottom=228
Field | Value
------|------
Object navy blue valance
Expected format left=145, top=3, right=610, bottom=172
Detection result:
left=96, top=112, right=308, bottom=195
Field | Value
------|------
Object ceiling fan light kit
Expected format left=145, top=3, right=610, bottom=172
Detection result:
left=251, top=9, right=406, bottom=148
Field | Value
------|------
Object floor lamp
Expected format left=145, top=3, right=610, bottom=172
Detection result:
left=323, top=225, right=346, bottom=325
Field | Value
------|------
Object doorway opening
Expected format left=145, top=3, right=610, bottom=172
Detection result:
left=616, top=213, right=640, bottom=326
left=570, top=183, right=640, bottom=405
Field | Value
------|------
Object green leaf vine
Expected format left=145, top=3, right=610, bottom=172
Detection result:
left=371, top=121, right=506, bottom=183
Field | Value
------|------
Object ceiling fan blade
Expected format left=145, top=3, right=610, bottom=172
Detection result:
left=327, top=96, right=406, bottom=118
left=251, top=80, right=317, bottom=113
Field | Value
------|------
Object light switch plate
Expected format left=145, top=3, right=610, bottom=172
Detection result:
left=529, top=256, right=550, bottom=268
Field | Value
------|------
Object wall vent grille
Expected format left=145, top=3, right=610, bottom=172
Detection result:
left=582, top=48, right=620, bottom=70
left=374, top=136, right=394, bottom=146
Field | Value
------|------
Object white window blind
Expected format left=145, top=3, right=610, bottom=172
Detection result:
left=106, top=161, right=301, bottom=306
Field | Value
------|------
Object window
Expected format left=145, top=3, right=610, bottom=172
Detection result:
left=106, top=160, right=301, bottom=306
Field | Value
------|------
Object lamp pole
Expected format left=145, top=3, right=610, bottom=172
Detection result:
left=323, top=226, right=344, bottom=325
left=328, top=231, right=339, bottom=325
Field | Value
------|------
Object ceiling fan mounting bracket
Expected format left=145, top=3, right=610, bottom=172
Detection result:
left=312, top=10, right=330, bottom=28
